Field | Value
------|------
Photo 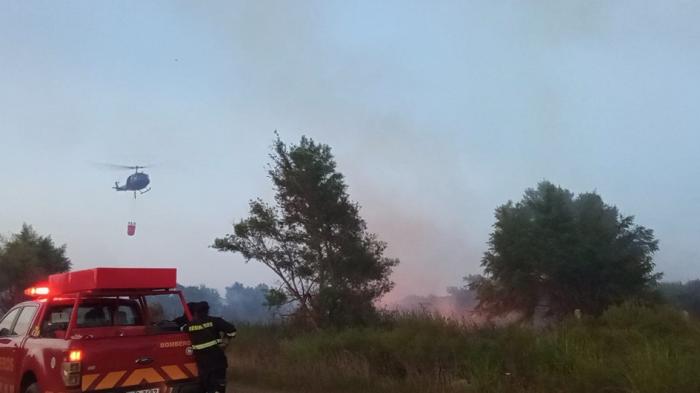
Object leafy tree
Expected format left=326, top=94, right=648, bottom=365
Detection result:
left=659, top=280, right=700, bottom=317
left=180, top=284, right=224, bottom=315
left=213, top=135, right=399, bottom=327
left=471, top=181, right=660, bottom=318
left=446, top=275, right=480, bottom=309
left=0, top=224, right=71, bottom=312
left=222, top=282, right=281, bottom=323
left=152, top=282, right=289, bottom=323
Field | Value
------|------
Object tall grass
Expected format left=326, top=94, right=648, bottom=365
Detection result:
left=228, top=304, right=700, bottom=393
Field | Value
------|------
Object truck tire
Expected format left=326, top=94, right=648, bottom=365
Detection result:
left=25, top=382, right=40, bottom=393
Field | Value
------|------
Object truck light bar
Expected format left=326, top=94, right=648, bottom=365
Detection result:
left=24, top=286, right=50, bottom=297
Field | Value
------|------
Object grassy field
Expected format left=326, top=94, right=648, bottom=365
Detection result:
left=227, top=304, right=700, bottom=393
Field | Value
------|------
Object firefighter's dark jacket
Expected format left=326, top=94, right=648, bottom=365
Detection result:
left=184, top=316, right=237, bottom=370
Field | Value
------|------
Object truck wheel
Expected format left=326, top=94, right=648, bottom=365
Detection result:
left=25, top=383, right=40, bottom=393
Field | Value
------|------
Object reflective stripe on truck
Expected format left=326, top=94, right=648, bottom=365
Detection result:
left=81, top=363, right=198, bottom=391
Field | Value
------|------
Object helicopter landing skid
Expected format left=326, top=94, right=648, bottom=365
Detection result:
left=132, top=188, right=151, bottom=199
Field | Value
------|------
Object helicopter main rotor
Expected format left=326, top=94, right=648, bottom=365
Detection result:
left=95, top=163, right=151, bottom=173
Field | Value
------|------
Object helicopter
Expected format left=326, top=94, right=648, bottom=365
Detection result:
left=109, top=164, right=151, bottom=198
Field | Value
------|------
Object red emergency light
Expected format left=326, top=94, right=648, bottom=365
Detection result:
left=47, top=267, right=177, bottom=295
left=24, top=285, right=50, bottom=297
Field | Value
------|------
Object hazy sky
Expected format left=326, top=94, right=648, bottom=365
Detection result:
left=1, top=1, right=699, bottom=301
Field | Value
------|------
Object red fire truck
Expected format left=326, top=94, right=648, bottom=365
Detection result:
left=0, top=268, right=200, bottom=393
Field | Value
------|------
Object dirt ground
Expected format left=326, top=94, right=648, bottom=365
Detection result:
left=230, top=382, right=286, bottom=393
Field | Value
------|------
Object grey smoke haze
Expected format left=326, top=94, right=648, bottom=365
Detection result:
left=1, top=1, right=699, bottom=301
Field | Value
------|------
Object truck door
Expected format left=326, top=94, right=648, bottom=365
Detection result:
left=0, top=308, right=22, bottom=392
left=0, top=306, right=38, bottom=393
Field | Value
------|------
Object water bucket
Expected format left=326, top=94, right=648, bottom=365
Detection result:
left=127, top=222, right=136, bottom=236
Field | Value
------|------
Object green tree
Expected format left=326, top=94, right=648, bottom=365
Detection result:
left=222, top=282, right=281, bottom=323
left=446, top=275, right=480, bottom=309
left=471, top=181, right=660, bottom=318
left=180, top=284, right=224, bottom=315
left=659, top=280, right=700, bottom=317
left=213, top=135, right=398, bottom=327
left=0, top=224, right=71, bottom=311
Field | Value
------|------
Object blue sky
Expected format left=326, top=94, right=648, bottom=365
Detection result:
left=1, top=1, right=699, bottom=300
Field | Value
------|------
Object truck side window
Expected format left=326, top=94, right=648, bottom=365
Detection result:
left=12, top=306, right=38, bottom=336
left=114, top=304, right=140, bottom=326
left=0, top=308, right=21, bottom=337
left=79, top=306, right=112, bottom=328
left=41, top=306, right=72, bottom=337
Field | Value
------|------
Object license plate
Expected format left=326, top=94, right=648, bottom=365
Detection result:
left=127, top=388, right=159, bottom=393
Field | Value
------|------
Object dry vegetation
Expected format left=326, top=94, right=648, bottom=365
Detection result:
left=227, top=304, right=700, bottom=393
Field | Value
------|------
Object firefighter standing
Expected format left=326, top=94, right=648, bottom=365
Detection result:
left=174, top=302, right=197, bottom=328
left=184, top=302, right=237, bottom=393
